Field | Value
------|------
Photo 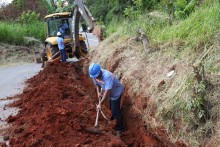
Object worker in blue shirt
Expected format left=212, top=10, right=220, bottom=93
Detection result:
left=56, top=32, right=66, bottom=62
left=58, top=19, right=68, bottom=37
left=89, top=63, right=125, bottom=134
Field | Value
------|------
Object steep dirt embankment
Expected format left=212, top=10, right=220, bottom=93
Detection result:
left=4, top=60, right=169, bottom=146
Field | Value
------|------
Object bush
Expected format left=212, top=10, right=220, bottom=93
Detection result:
left=0, top=21, right=44, bottom=45
left=152, top=1, right=220, bottom=46
left=17, top=11, right=40, bottom=24
left=174, top=0, right=197, bottom=19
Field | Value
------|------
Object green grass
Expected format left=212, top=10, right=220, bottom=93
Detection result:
left=0, top=21, right=45, bottom=46
left=107, top=0, right=220, bottom=49
left=152, top=1, right=220, bottom=46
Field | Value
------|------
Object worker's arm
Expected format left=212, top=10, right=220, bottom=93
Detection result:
left=97, top=89, right=110, bottom=109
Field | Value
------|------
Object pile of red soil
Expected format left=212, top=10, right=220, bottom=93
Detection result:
left=4, top=60, right=169, bottom=146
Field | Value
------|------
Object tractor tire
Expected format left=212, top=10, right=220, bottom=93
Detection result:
left=45, top=44, right=59, bottom=60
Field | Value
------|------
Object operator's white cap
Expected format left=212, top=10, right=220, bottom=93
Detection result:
left=57, top=32, right=62, bottom=36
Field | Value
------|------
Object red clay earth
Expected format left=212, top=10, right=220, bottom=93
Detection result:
left=4, top=60, right=175, bottom=146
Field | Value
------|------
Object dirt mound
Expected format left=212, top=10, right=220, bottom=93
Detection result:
left=4, top=60, right=168, bottom=146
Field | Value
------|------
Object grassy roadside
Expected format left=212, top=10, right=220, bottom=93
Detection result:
left=0, top=21, right=44, bottom=66
left=0, top=21, right=44, bottom=46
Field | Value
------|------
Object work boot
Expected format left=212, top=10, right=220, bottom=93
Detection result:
left=113, top=124, right=125, bottom=132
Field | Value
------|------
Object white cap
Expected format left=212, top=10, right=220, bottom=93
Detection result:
left=57, top=32, right=62, bottom=36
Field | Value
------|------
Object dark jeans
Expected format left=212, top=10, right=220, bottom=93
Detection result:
left=109, top=96, right=124, bottom=131
left=60, top=49, right=66, bottom=62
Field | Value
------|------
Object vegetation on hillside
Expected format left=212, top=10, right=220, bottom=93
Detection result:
left=88, top=0, right=220, bottom=146
left=0, top=0, right=51, bottom=45
left=0, top=21, right=44, bottom=45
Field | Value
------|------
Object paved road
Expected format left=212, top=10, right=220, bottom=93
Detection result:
left=0, top=64, right=42, bottom=99
left=0, top=63, right=42, bottom=142
left=0, top=33, right=98, bottom=99
left=81, top=32, right=99, bottom=47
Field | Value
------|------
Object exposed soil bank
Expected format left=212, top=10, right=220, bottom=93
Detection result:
left=4, top=60, right=171, bottom=146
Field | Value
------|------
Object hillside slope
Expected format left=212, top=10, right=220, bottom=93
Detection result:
left=88, top=29, right=220, bottom=146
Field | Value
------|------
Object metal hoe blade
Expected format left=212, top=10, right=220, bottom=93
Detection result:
left=85, top=108, right=102, bottom=134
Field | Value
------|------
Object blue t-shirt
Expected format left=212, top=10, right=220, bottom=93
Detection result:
left=59, top=23, right=68, bottom=35
left=93, top=69, right=123, bottom=100
left=56, top=37, right=65, bottom=50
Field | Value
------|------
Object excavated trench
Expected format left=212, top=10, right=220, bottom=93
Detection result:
left=2, top=60, right=176, bottom=146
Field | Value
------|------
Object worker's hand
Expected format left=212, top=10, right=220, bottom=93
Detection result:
left=97, top=103, right=101, bottom=110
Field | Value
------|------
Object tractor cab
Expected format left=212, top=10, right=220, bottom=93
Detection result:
left=43, top=12, right=86, bottom=63
left=37, top=0, right=95, bottom=67
left=45, top=12, right=72, bottom=44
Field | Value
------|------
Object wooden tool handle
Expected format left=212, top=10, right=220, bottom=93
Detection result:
left=94, top=108, right=100, bottom=127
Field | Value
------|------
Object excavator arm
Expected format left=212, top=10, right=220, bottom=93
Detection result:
left=37, top=0, right=96, bottom=67
left=72, top=0, right=96, bottom=57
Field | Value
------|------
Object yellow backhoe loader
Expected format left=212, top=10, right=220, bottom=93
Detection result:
left=35, top=0, right=96, bottom=67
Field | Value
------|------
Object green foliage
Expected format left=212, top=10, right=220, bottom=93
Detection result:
left=40, top=0, right=55, bottom=13
left=12, top=0, right=25, bottom=9
left=133, top=0, right=157, bottom=11
left=104, top=19, right=119, bottom=37
left=55, top=0, right=63, bottom=12
left=174, top=0, right=197, bottom=19
left=191, top=80, right=206, bottom=120
left=0, top=21, right=44, bottom=45
left=55, top=0, right=74, bottom=12
left=17, top=11, right=40, bottom=24
left=151, top=1, right=220, bottom=46
left=124, top=6, right=141, bottom=20
left=86, top=0, right=134, bottom=23
left=93, top=0, right=219, bottom=47
left=161, top=0, right=175, bottom=16
left=158, top=72, right=207, bottom=125
left=86, top=0, right=160, bottom=24
left=123, top=0, right=158, bottom=20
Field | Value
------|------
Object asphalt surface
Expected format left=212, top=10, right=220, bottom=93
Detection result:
left=81, top=32, right=99, bottom=47
left=0, top=63, right=42, bottom=142
left=0, top=33, right=99, bottom=99
left=0, top=64, right=42, bottom=99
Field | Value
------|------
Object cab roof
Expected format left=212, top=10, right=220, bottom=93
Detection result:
left=45, top=12, right=72, bottom=19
